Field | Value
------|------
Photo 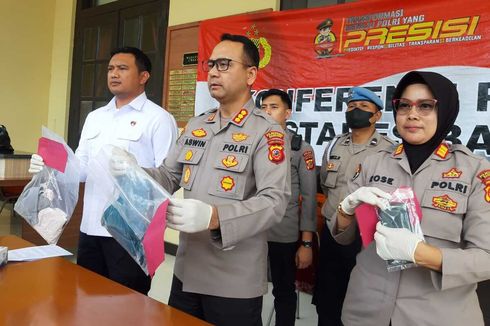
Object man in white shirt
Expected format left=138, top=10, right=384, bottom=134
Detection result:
left=29, top=47, right=178, bottom=294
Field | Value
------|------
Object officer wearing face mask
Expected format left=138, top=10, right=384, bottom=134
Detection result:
left=313, top=87, right=397, bottom=326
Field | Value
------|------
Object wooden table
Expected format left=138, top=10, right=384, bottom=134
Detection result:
left=0, top=235, right=210, bottom=325
left=0, top=177, right=31, bottom=187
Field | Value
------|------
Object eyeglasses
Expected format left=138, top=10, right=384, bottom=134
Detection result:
left=202, top=58, right=252, bottom=72
left=392, top=98, right=438, bottom=116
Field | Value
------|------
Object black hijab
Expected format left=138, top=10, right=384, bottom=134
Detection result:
left=392, top=71, right=459, bottom=173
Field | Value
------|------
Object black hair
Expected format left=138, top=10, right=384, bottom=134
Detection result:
left=261, top=89, right=292, bottom=110
left=220, top=33, right=260, bottom=68
left=110, top=46, right=152, bottom=73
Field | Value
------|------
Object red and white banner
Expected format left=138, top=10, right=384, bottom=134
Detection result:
left=196, top=0, right=490, bottom=162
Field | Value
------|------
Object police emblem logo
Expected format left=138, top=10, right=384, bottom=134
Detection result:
left=432, top=194, right=458, bottom=212
left=232, top=133, right=249, bottom=142
left=233, top=109, right=248, bottom=124
left=268, top=144, right=285, bottom=164
left=192, top=128, right=207, bottom=137
left=221, top=176, right=235, bottom=191
left=185, top=150, right=193, bottom=161
left=183, top=166, right=191, bottom=184
left=477, top=169, right=490, bottom=203
left=222, top=155, right=239, bottom=168
left=442, top=167, right=462, bottom=179
left=302, top=151, right=315, bottom=170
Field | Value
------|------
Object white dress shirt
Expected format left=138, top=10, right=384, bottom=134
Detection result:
left=76, top=92, right=178, bottom=236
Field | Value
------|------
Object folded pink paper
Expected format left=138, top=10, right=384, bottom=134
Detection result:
left=37, top=137, right=68, bottom=173
left=142, top=199, right=168, bottom=277
left=355, top=203, right=378, bottom=248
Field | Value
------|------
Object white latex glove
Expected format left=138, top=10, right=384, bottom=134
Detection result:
left=109, top=147, right=137, bottom=176
left=374, top=222, right=424, bottom=262
left=340, top=186, right=392, bottom=215
left=28, top=154, right=45, bottom=174
left=167, top=198, right=212, bottom=233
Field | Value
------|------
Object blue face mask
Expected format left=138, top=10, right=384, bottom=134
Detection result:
left=345, top=108, right=374, bottom=129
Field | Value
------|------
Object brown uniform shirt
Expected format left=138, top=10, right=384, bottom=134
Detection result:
left=331, top=143, right=490, bottom=326
left=146, top=99, right=291, bottom=298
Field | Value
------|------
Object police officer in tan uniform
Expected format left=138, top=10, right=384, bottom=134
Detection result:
left=313, top=87, right=396, bottom=326
left=332, top=71, right=490, bottom=325
left=142, top=34, right=291, bottom=325
left=261, top=89, right=317, bottom=326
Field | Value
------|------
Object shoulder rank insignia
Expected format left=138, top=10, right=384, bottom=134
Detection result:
left=432, top=194, right=458, bottom=212
left=442, top=167, right=462, bottom=179
left=435, top=143, right=449, bottom=159
left=477, top=169, right=490, bottom=203
left=222, top=155, right=239, bottom=168
left=221, top=176, right=235, bottom=191
left=192, top=128, right=207, bottom=138
left=232, top=132, right=249, bottom=142
left=303, top=151, right=315, bottom=170
left=233, top=109, right=248, bottom=124
left=394, top=144, right=404, bottom=156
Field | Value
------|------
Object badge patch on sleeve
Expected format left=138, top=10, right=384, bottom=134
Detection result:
left=268, top=144, right=285, bottom=164
left=192, top=128, right=207, bottom=137
left=264, top=130, right=285, bottom=164
left=303, top=151, right=315, bottom=170
left=432, top=194, right=458, bottom=212
left=221, top=176, right=235, bottom=191
left=477, top=169, right=490, bottom=203
left=442, top=167, right=462, bottom=178
left=327, top=162, right=335, bottom=170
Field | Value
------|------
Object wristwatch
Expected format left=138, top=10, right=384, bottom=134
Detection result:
left=301, top=240, right=313, bottom=248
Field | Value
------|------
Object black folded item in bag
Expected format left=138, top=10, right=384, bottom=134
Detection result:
left=0, top=125, right=14, bottom=154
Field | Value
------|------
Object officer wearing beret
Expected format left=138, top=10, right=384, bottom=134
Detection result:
left=313, top=87, right=397, bottom=326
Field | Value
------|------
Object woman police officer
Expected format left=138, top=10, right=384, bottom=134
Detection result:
left=329, top=71, right=490, bottom=325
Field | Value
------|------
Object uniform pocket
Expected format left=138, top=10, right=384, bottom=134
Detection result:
left=420, top=190, right=467, bottom=243
left=207, top=154, right=250, bottom=200
left=177, top=148, right=205, bottom=190
left=213, top=153, right=249, bottom=173
left=323, top=160, right=341, bottom=188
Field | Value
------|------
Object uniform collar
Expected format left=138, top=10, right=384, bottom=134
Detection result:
left=205, top=98, right=256, bottom=133
left=391, top=142, right=451, bottom=161
left=340, top=130, right=381, bottom=147
left=104, top=92, right=147, bottom=112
